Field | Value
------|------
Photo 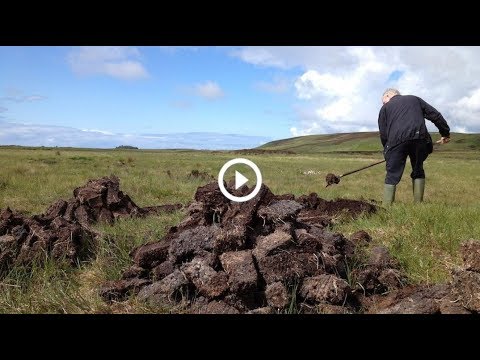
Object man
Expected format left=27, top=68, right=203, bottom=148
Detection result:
left=378, top=88, right=450, bottom=205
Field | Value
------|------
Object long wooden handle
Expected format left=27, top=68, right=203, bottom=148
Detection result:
left=340, top=159, right=386, bottom=178
left=339, top=141, right=443, bottom=178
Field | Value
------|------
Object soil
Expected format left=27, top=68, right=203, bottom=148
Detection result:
left=0, top=175, right=182, bottom=277
left=355, top=241, right=480, bottom=314
left=2, top=174, right=478, bottom=314
left=100, top=180, right=480, bottom=314
left=100, top=180, right=385, bottom=313
left=325, top=173, right=340, bottom=187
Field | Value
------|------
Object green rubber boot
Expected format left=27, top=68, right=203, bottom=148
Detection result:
left=413, top=178, right=425, bottom=203
left=383, top=184, right=396, bottom=206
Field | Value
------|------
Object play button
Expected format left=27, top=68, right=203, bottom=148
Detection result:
left=218, top=158, right=263, bottom=203
left=235, top=171, right=249, bottom=190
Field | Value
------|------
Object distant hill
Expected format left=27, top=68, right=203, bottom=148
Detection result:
left=258, top=132, right=480, bottom=154
left=115, top=145, right=139, bottom=150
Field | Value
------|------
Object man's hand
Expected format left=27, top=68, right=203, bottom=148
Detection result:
left=436, top=136, right=450, bottom=144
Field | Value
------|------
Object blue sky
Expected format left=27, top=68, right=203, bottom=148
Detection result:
left=1, top=46, right=479, bottom=149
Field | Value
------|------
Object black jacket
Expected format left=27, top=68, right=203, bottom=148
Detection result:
left=378, top=95, right=450, bottom=152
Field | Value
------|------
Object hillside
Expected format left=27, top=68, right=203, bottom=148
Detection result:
left=258, top=132, right=480, bottom=154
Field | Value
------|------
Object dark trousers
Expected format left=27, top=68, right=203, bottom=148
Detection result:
left=384, top=139, right=430, bottom=185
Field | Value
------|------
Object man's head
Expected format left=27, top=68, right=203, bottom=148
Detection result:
left=382, top=88, right=400, bottom=105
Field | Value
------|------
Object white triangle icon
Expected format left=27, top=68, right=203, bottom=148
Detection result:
left=235, top=170, right=249, bottom=190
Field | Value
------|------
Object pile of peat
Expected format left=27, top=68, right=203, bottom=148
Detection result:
left=0, top=176, right=181, bottom=277
left=101, top=181, right=480, bottom=314
left=100, top=180, right=387, bottom=313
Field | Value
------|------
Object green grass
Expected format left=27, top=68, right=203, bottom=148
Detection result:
left=1, top=145, right=479, bottom=313
left=259, top=131, right=480, bottom=154
left=93, top=213, right=185, bottom=282
left=0, top=212, right=184, bottom=314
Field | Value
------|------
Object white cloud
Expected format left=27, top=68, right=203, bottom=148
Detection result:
left=24, top=95, right=47, bottom=101
left=0, top=121, right=270, bottom=150
left=290, top=127, right=300, bottom=137
left=450, top=87, right=480, bottom=130
left=231, top=47, right=289, bottom=69
left=455, top=88, right=480, bottom=110
left=1, top=89, right=47, bottom=103
left=0, top=106, right=7, bottom=113
left=81, top=128, right=115, bottom=135
left=254, top=77, right=289, bottom=93
left=102, top=61, right=146, bottom=79
left=67, top=46, right=148, bottom=80
left=194, top=81, right=225, bottom=100
left=231, top=46, right=355, bottom=70
left=233, top=46, right=480, bottom=135
left=316, top=98, right=354, bottom=121
left=295, top=71, right=356, bottom=99
left=452, top=126, right=468, bottom=133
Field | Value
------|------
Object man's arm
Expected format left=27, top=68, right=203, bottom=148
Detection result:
left=418, top=97, right=450, bottom=137
left=378, top=106, right=387, bottom=147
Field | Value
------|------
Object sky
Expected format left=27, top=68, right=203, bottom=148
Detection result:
left=1, top=46, right=479, bottom=149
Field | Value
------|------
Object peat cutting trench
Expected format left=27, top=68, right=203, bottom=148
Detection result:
left=1, top=176, right=479, bottom=314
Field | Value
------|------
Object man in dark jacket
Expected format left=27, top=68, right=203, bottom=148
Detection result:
left=378, top=88, right=450, bottom=205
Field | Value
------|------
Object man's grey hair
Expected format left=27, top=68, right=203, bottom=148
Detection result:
left=383, top=88, right=401, bottom=97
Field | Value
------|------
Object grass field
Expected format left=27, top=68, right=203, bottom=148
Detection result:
left=259, top=131, right=480, bottom=154
left=0, top=138, right=479, bottom=313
